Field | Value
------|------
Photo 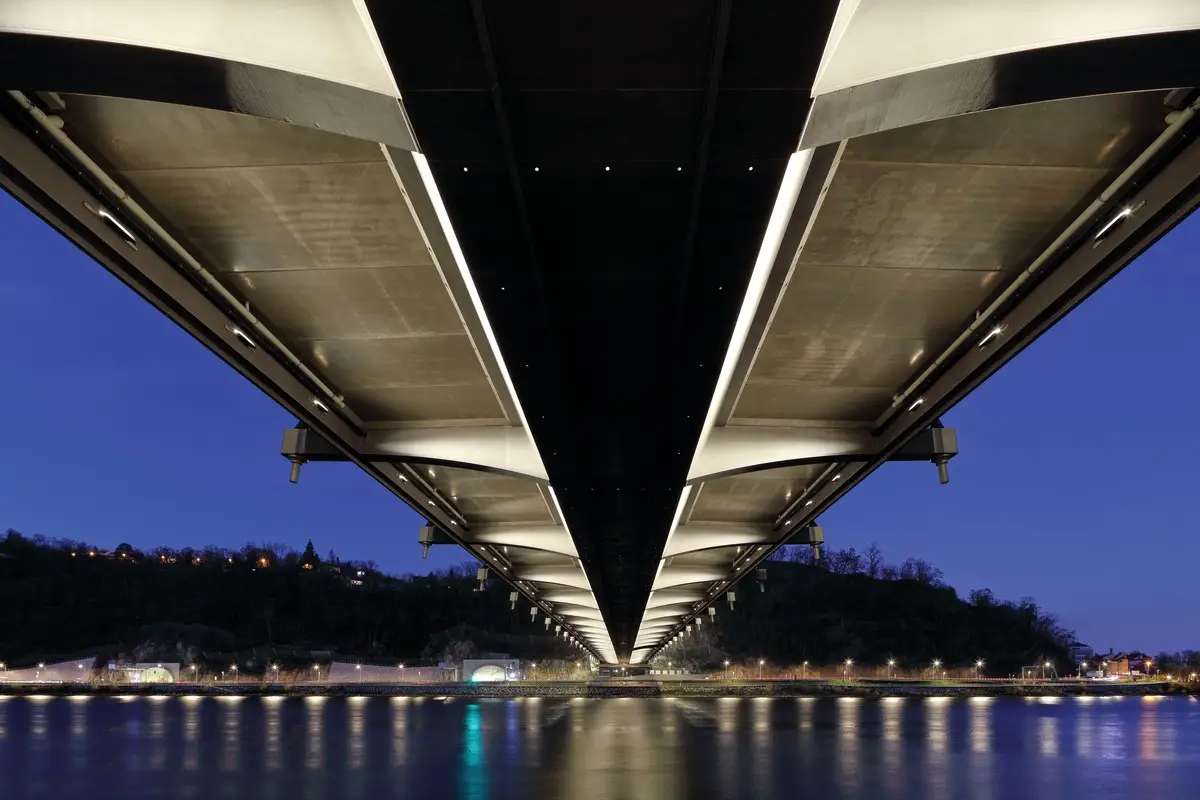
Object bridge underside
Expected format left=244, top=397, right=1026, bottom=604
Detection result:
left=3, top=2, right=1200, bottom=662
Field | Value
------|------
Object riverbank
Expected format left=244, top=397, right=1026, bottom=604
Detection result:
left=0, top=679, right=1189, bottom=699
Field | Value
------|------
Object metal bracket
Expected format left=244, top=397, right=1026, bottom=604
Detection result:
left=793, top=522, right=824, bottom=561
left=418, top=524, right=454, bottom=559
left=891, top=423, right=958, bottom=484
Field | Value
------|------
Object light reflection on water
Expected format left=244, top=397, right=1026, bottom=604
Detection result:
left=0, top=695, right=1196, bottom=798
left=304, top=696, right=324, bottom=771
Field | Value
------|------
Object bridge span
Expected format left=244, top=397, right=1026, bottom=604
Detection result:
left=3, top=2, right=1200, bottom=663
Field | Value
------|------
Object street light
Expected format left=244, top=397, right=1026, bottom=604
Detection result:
left=887, top=659, right=896, bottom=679
left=231, top=664, right=238, bottom=683
left=975, top=659, right=985, bottom=679
left=723, top=660, right=730, bottom=679
left=802, top=661, right=809, bottom=680
left=758, top=659, right=765, bottom=680
left=843, top=659, right=853, bottom=680
left=931, top=659, right=941, bottom=678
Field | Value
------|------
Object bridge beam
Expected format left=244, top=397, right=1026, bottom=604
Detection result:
left=282, top=425, right=547, bottom=482
left=661, top=523, right=775, bottom=559
left=687, top=424, right=957, bottom=483
left=461, top=525, right=577, bottom=558
left=0, top=5, right=414, bottom=149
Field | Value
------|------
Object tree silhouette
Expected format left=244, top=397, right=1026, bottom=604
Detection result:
left=300, top=540, right=320, bottom=568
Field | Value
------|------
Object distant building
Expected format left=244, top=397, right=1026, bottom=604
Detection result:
left=462, top=659, right=520, bottom=683
left=327, top=662, right=447, bottom=683
left=1103, top=652, right=1151, bottom=677
left=0, top=657, right=95, bottom=683
left=108, top=663, right=180, bottom=683
left=1068, top=642, right=1094, bottom=664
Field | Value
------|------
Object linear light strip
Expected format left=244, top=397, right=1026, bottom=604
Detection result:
left=408, top=153, right=613, bottom=660
left=687, top=149, right=815, bottom=477
left=634, top=151, right=815, bottom=657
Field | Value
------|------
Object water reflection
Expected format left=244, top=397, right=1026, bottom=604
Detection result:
left=348, top=696, right=366, bottom=770
left=836, top=698, right=861, bottom=794
left=717, top=698, right=738, bottom=798
left=391, top=697, right=408, bottom=767
left=753, top=698, right=772, bottom=796
left=220, top=696, right=242, bottom=772
left=968, top=698, right=994, bottom=800
left=459, top=704, right=488, bottom=800
left=924, top=698, right=951, bottom=800
left=1039, top=716, right=1060, bottom=756
left=69, top=697, right=88, bottom=771
left=0, top=694, right=1197, bottom=799
left=881, top=698, right=904, bottom=795
left=305, top=697, right=325, bottom=770
left=182, top=696, right=200, bottom=771
left=265, top=697, right=282, bottom=771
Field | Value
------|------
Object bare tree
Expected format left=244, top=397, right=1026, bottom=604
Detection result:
left=864, top=543, right=884, bottom=579
left=969, top=588, right=998, bottom=606
left=899, top=558, right=944, bottom=586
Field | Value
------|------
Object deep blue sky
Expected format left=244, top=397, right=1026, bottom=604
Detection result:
left=2, top=191, right=1197, bottom=654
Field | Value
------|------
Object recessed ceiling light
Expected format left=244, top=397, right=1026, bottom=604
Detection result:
left=748, top=166, right=754, bottom=171
left=605, top=166, right=611, bottom=171
left=226, top=324, right=257, bottom=351
left=463, top=167, right=468, bottom=172
left=534, top=167, right=540, bottom=172
left=978, top=324, right=1006, bottom=349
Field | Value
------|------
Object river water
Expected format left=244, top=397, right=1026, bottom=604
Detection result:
left=1, top=694, right=1198, bottom=798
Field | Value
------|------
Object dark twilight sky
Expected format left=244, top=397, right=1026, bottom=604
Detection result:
left=2, top=192, right=1198, bottom=655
